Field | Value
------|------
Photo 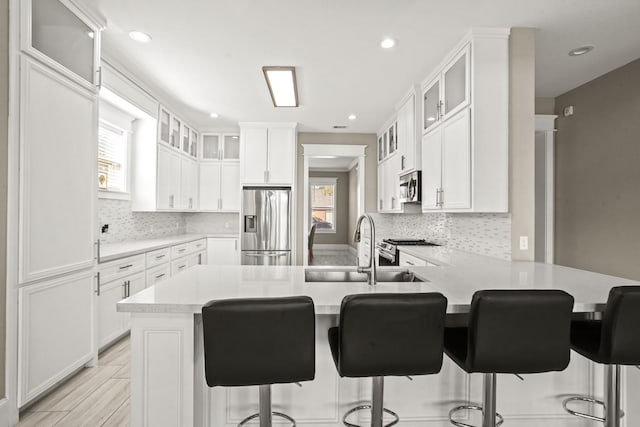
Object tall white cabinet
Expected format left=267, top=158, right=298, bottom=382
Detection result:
left=199, top=133, right=241, bottom=212
left=16, top=0, right=103, bottom=408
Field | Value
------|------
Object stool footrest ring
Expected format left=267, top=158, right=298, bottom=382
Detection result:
left=562, top=396, right=625, bottom=423
left=238, top=411, right=296, bottom=427
left=448, top=404, right=504, bottom=427
left=342, top=404, right=400, bottom=427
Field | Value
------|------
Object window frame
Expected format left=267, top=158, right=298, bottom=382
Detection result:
left=97, top=118, right=132, bottom=200
left=309, top=177, right=338, bottom=234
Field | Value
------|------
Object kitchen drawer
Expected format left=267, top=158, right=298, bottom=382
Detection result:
left=399, top=252, right=428, bottom=267
left=146, top=247, right=171, bottom=268
left=100, top=254, right=145, bottom=283
left=147, top=263, right=171, bottom=286
left=171, top=257, right=189, bottom=276
left=187, top=239, right=206, bottom=254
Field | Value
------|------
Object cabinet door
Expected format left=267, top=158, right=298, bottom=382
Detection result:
left=122, top=273, right=146, bottom=330
left=442, top=109, right=471, bottom=209
left=147, top=263, right=170, bottom=286
left=180, top=157, right=197, bottom=210
left=19, top=271, right=95, bottom=407
left=385, top=154, right=402, bottom=211
left=20, top=58, right=96, bottom=282
left=421, top=128, right=442, bottom=211
left=377, top=135, right=384, bottom=162
left=182, top=124, right=191, bottom=154
left=397, top=95, right=416, bottom=172
left=202, top=134, right=221, bottom=160
left=190, top=130, right=198, bottom=157
left=207, top=238, right=239, bottom=265
left=377, top=161, right=386, bottom=212
left=267, top=127, right=295, bottom=184
left=171, top=117, right=181, bottom=149
left=241, top=128, right=268, bottom=184
left=198, top=162, right=221, bottom=210
left=442, top=44, right=470, bottom=118
left=220, top=163, right=240, bottom=211
left=159, top=107, right=171, bottom=145
left=171, top=257, right=189, bottom=276
left=157, top=144, right=181, bottom=209
left=222, top=134, right=240, bottom=160
left=423, top=77, right=441, bottom=131
left=98, top=279, right=127, bottom=349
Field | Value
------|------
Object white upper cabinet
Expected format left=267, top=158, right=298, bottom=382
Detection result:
left=222, top=134, right=240, bottom=160
left=199, top=132, right=241, bottom=211
left=159, top=107, right=171, bottom=145
left=156, top=144, right=181, bottom=210
left=420, top=28, right=509, bottom=213
left=23, top=0, right=103, bottom=90
left=202, top=134, right=221, bottom=160
left=179, top=157, right=198, bottom=210
left=19, top=57, right=97, bottom=283
left=240, top=123, right=297, bottom=185
left=396, top=89, right=421, bottom=173
left=199, top=163, right=221, bottom=210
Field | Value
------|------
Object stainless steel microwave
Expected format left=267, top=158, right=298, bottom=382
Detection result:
left=399, top=171, right=421, bottom=203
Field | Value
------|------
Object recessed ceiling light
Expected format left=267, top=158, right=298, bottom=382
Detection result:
left=129, top=31, right=152, bottom=43
left=568, top=45, right=594, bottom=56
left=381, top=38, right=396, bottom=49
left=262, top=66, right=299, bottom=107
left=348, top=114, right=357, bottom=121
left=209, top=113, right=219, bottom=118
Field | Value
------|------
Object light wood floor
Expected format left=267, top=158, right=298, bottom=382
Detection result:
left=17, top=336, right=131, bottom=427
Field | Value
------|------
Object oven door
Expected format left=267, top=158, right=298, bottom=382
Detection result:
left=376, top=245, right=398, bottom=266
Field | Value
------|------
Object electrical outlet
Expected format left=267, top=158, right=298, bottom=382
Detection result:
left=563, top=105, right=574, bottom=117
left=519, top=236, right=529, bottom=251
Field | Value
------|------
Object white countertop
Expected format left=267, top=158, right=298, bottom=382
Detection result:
left=100, top=233, right=238, bottom=263
left=117, top=249, right=638, bottom=315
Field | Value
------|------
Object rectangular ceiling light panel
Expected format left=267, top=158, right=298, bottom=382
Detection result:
left=263, top=66, right=298, bottom=107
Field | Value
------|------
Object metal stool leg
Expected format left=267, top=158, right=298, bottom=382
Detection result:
left=449, top=374, right=504, bottom=427
left=342, top=377, right=400, bottom=427
left=562, top=364, right=624, bottom=426
left=238, top=384, right=296, bottom=427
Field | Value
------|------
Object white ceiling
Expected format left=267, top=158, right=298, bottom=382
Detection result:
left=80, top=0, right=640, bottom=133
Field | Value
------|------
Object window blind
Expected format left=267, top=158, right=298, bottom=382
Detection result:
left=98, top=120, right=128, bottom=193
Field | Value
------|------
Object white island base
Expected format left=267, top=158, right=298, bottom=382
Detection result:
left=129, top=311, right=607, bottom=427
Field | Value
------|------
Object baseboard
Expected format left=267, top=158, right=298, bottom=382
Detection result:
left=0, top=398, right=10, bottom=427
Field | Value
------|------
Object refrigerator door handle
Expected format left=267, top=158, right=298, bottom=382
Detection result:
left=244, top=252, right=288, bottom=257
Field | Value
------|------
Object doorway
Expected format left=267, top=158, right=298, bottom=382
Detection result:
left=535, top=115, right=557, bottom=263
left=302, top=144, right=366, bottom=266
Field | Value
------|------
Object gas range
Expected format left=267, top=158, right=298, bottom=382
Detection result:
left=376, top=238, right=439, bottom=266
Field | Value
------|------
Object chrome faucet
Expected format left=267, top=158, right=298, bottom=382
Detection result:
left=353, top=214, right=377, bottom=286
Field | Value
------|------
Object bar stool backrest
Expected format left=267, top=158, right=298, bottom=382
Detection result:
left=467, top=290, right=574, bottom=374
left=337, top=293, right=448, bottom=377
left=600, top=286, right=640, bottom=364
left=202, top=296, right=316, bottom=387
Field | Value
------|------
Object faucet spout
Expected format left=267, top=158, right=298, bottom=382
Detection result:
left=354, top=214, right=376, bottom=286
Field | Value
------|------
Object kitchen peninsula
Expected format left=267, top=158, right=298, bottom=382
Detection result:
left=118, top=248, right=639, bottom=427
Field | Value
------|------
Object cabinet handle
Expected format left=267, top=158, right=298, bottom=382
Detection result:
left=218, top=198, right=222, bottom=210
left=379, top=199, right=383, bottom=210
left=439, top=189, right=444, bottom=207
left=122, top=281, right=127, bottom=299
left=155, top=273, right=165, bottom=279
left=119, top=264, right=133, bottom=270
left=189, top=197, right=193, bottom=209
left=264, top=170, right=270, bottom=183
left=405, top=260, right=415, bottom=266
left=155, top=254, right=166, bottom=260
left=95, top=272, right=101, bottom=296
left=178, top=248, right=186, bottom=253
left=235, top=240, right=238, bottom=250
left=435, top=190, right=439, bottom=207
left=401, top=155, right=405, bottom=170
left=438, top=100, right=444, bottom=119
left=169, top=195, right=174, bottom=208
left=96, top=66, right=102, bottom=89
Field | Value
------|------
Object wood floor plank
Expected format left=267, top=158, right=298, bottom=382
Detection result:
left=27, top=365, right=121, bottom=412
left=112, top=364, right=129, bottom=379
left=101, top=399, right=130, bottom=427
left=54, top=379, right=129, bottom=427
left=99, top=338, right=130, bottom=367
left=15, top=411, right=69, bottom=427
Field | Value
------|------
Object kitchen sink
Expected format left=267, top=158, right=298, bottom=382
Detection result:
left=304, top=268, right=424, bottom=283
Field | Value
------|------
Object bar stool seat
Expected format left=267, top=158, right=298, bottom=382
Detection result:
left=562, top=286, right=640, bottom=427
left=202, top=296, right=316, bottom=427
left=328, top=292, right=448, bottom=427
left=445, top=290, right=574, bottom=427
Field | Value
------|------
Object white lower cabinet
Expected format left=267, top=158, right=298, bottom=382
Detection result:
left=399, top=251, right=429, bottom=267
left=172, top=257, right=189, bottom=276
left=147, top=263, right=171, bottom=285
left=206, top=238, right=240, bottom=265
left=98, top=271, right=145, bottom=349
left=18, top=270, right=96, bottom=407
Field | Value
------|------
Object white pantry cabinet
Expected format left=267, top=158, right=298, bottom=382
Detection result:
left=422, top=109, right=471, bottom=211
left=207, top=238, right=240, bottom=265
left=19, top=57, right=97, bottom=283
left=18, top=271, right=96, bottom=407
left=420, top=28, right=510, bottom=213
left=239, top=123, right=297, bottom=185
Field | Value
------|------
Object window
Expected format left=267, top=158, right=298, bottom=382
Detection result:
left=310, top=178, right=337, bottom=233
left=98, top=120, right=129, bottom=194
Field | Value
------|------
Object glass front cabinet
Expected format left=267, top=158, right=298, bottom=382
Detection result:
left=23, top=0, right=103, bottom=90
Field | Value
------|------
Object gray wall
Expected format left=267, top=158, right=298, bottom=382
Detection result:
left=0, top=0, right=8, bottom=398
left=308, top=171, right=350, bottom=245
left=554, top=58, right=640, bottom=279
left=296, top=132, right=377, bottom=264
left=348, top=167, right=358, bottom=249
left=509, top=28, right=536, bottom=261
left=535, top=97, right=556, bottom=115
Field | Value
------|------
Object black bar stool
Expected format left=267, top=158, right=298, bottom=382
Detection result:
left=328, top=292, right=448, bottom=427
left=444, top=290, right=574, bottom=427
left=201, top=296, right=315, bottom=427
left=562, top=286, right=640, bottom=427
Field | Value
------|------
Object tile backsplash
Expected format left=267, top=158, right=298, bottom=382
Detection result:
left=98, top=199, right=186, bottom=243
left=185, top=212, right=239, bottom=234
left=372, top=212, right=511, bottom=260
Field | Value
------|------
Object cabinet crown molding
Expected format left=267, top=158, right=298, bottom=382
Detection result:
left=238, top=122, right=298, bottom=129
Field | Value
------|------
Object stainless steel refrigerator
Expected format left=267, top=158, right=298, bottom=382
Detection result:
left=241, top=187, right=292, bottom=265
